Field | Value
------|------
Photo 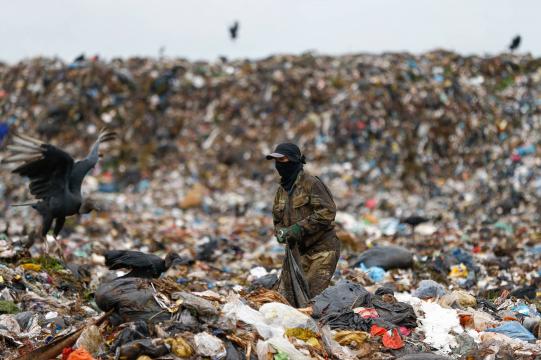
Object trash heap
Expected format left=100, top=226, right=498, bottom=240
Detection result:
left=2, top=51, right=541, bottom=359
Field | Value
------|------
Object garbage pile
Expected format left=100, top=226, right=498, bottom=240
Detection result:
left=2, top=51, right=541, bottom=359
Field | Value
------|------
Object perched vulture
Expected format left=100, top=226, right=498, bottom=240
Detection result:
left=400, top=215, right=430, bottom=229
left=3, top=128, right=116, bottom=242
left=104, top=250, right=191, bottom=278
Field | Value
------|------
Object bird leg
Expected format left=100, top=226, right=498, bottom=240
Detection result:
left=52, top=217, right=66, bottom=262
left=42, top=233, right=50, bottom=254
left=53, top=235, right=67, bottom=263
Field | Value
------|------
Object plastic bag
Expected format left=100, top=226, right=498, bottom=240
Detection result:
left=413, top=280, right=446, bottom=299
left=110, top=321, right=150, bottom=353
left=382, top=328, right=404, bottom=349
left=312, top=280, right=371, bottom=319
left=170, top=291, right=218, bottom=317
left=67, top=348, right=95, bottom=360
left=486, top=321, right=536, bottom=341
left=320, top=325, right=359, bottom=360
left=252, top=273, right=279, bottom=289
left=223, top=297, right=278, bottom=339
left=194, top=332, right=226, bottom=359
left=259, top=302, right=318, bottom=333
left=353, top=246, right=413, bottom=270
left=278, top=246, right=310, bottom=308
left=439, top=290, right=476, bottom=308
left=95, top=278, right=170, bottom=325
left=118, top=338, right=169, bottom=359
left=265, top=336, right=312, bottom=360
left=74, top=325, right=103, bottom=356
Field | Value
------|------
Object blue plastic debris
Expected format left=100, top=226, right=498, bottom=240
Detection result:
left=512, top=304, right=531, bottom=316
left=413, top=279, right=446, bottom=299
left=0, top=122, right=9, bottom=142
left=516, top=144, right=535, bottom=157
left=359, top=263, right=386, bottom=283
left=486, top=321, right=535, bottom=342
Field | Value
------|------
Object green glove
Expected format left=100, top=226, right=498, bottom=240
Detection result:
left=276, top=228, right=287, bottom=244
left=276, top=224, right=302, bottom=245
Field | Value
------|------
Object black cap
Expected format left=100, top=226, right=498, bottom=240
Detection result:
left=266, top=143, right=305, bottom=163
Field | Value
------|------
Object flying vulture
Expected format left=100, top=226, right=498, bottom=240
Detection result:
left=229, top=21, right=239, bottom=41
left=509, top=35, right=521, bottom=52
left=3, top=128, right=116, bottom=255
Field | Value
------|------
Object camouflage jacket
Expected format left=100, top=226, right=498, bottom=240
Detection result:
left=272, top=171, right=340, bottom=256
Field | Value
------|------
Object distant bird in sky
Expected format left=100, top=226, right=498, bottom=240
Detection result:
left=3, top=128, right=116, bottom=257
left=509, top=35, right=521, bottom=52
left=104, top=250, right=191, bottom=278
left=229, top=21, right=239, bottom=41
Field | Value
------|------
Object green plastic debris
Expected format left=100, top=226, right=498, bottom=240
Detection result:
left=0, top=300, right=19, bottom=314
left=494, top=222, right=513, bottom=234
left=274, top=351, right=289, bottom=360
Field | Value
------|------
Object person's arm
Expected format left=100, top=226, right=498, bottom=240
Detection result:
left=297, top=178, right=336, bottom=246
left=272, top=190, right=283, bottom=227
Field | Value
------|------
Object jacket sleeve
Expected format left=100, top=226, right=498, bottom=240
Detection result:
left=297, top=178, right=336, bottom=242
left=272, top=190, right=284, bottom=228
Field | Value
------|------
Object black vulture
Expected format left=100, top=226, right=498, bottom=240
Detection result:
left=229, top=21, right=239, bottom=41
left=104, top=250, right=191, bottom=278
left=400, top=215, right=430, bottom=229
left=509, top=35, right=521, bottom=52
left=73, top=53, right=86, bottom=62
left=399, top=215, right=434, bottom=238
left=3, top=128, right=116, bottom=255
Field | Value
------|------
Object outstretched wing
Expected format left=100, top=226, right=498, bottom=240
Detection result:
left=69, top=128, right=116, bottom=194
left=4, top=133, right=74, bottom=200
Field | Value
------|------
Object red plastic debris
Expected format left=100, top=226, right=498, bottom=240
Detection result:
left=370, top=324, right=387, bottom=337
left=62, top=347, right=74, bottom=360
left=365, top=198, right=377, bottom=209
left=354, top=307, right=379, bottom=319
left=67, top=348, right=95, bottom=360
left=398, top=326, right=411, bottom=336
left=382, top=328, right=404, bottom=349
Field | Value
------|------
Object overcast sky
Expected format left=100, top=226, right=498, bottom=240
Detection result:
left=1, top=0, right=539, bottom=63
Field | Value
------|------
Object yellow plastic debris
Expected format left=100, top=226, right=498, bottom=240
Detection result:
left=306, top=337, right=320, bottom=348
left=334, top=330, right=369, bottom=349
left=165, top=337, right=193, bottom=358
left=285, top=327, right=318, bottom=341
left=21, top=263, right=42, bottom=272
left=449, top=264, right=468, bottom=278
left=136, top=356, right=152, bottom=360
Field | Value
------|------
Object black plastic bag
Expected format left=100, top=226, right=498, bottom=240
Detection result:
left=117, top=338, right=170, bottom=360
left=95, top=278, right=170, bottom=325
left=353, top=246, right=413, bottom=270
left=312, top=280, right=371, bottom=318
left=279, top=245, right=310, bottom=308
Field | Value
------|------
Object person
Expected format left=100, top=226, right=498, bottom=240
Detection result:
left=266, top=143, right=340, bottom=304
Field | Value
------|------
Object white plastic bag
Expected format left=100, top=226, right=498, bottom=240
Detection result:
left=194, top=332, right=226, bottom=359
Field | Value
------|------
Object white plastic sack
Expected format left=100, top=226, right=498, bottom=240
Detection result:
left=396, top=293, right=463, bottom=354
left=259, top=302, right=318, bottom=333
left=194, top=332, right=226, bottom=359
left=222, top=297, right=279, bottom=339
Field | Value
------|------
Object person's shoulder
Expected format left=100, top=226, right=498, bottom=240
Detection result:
left=300, top=171, right=320, bottom=186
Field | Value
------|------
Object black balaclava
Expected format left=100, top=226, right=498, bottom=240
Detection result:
left=267, top=143, right=306, bottom=193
